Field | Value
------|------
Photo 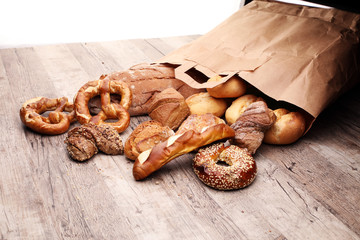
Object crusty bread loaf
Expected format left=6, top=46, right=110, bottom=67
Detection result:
left=88, top=63, right=203, bottom=116
left=124, top=120, right=174, bottom=160
left=148, top=88, right=190, bottom=130
left=206, top=75, right=247, bottom=98
left=225, top=94, right=264, bottom=125
left=263, top=108, right=306, bottom=145
left=185, top=92, right=227, bottom=117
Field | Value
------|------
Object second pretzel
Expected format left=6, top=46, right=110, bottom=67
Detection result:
left=74, top=77, right=132, bottom=133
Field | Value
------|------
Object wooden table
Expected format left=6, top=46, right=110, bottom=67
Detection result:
left=1, top=35, right=359, bottom=240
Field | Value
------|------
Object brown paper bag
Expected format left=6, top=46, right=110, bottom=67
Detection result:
left=157, top=0, right=360, bottom=129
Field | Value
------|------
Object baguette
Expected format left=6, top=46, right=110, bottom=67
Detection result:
left=133, top=121, right=235, bottom=180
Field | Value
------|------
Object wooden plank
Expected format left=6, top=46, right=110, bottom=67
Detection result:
left=33, top=44, right=92, bottom=99
left=93, top=154, right=247, bottom=239
left=258, top=85, right=360, bottom=236
left=212, top=151, right=359, bottom=239
left=0, top=47, right=137, bottom=239
left=31, top=43, right=143, bottom=239
left=0, top=49, right=64, bottom=239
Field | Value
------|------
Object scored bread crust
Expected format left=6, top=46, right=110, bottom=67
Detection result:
left=91, top=63, right=203, bottom=116
left=148, top=88, right=190, bottom=130
left=132, top=123, right=235, bottom=180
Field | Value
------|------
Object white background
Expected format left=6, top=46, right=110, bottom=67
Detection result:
left=0, top=0, right=330, bottom=49
left=0, top=0, right=244, bottom=49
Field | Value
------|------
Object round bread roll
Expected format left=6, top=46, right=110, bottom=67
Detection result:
left=225, top=94, right=264, bottom=125
left=263, top=108, right=306, bottom=145
left=206, top=75, right=247, bottom=98
left=185, top=92, right=227, bottom=117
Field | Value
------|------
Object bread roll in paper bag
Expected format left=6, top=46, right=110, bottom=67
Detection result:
left=157, top=0, right=360, bottom=129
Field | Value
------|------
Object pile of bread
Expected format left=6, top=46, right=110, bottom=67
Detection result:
left=20, top=63, right=307, bottom=190
left=111, top=63, right=306, bottom=154
left=89, top=63, right=306, bottom=186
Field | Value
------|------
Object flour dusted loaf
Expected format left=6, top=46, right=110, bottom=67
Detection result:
left=230, top=101, right=276, bottom=155
left=65, top=123, right=124, bottom=161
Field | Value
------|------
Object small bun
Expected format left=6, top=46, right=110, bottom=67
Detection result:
left=263, top=108, right=306, bottom=145
left=225, top=94, right=264, bottom=125
left=186, top=92, right=227, bottom=117
left=207, top=75, right=247, bottom=98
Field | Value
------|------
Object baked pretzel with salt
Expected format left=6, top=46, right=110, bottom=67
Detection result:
left=74, top=77, right=132, bottom=133
left=20, top=97, right=76, bottom=135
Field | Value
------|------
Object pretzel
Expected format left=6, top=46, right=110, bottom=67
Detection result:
left=20, top=97, right=76, bottom=135
left=74, top=78, right=132, bottom=133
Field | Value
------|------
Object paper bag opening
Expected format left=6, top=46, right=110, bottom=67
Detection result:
left=157, top=0, right=360, bottom=133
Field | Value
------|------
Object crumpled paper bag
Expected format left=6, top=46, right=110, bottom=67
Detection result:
left=157, top=0, right=360, bottom=128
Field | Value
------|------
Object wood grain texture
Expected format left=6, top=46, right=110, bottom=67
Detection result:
left=0, top=35, right=359, bottom=240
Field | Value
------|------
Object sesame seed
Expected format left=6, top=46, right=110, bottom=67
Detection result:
left=193, top=143, right=257, bottom=190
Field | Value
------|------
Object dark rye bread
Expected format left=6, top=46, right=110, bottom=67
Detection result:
left=65, top=124, right=124, bottom=161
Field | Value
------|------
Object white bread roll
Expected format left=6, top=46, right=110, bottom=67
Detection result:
left=186, top=92, right=227, bottom=117
left=207, top=75, right=247, bottom=98
left=225, top=94, right=264, bottom=125
left=263, top=108, right=306, bottom=145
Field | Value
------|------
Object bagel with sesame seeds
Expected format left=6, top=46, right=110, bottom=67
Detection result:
left=193, top=142, right=257, bottom=190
